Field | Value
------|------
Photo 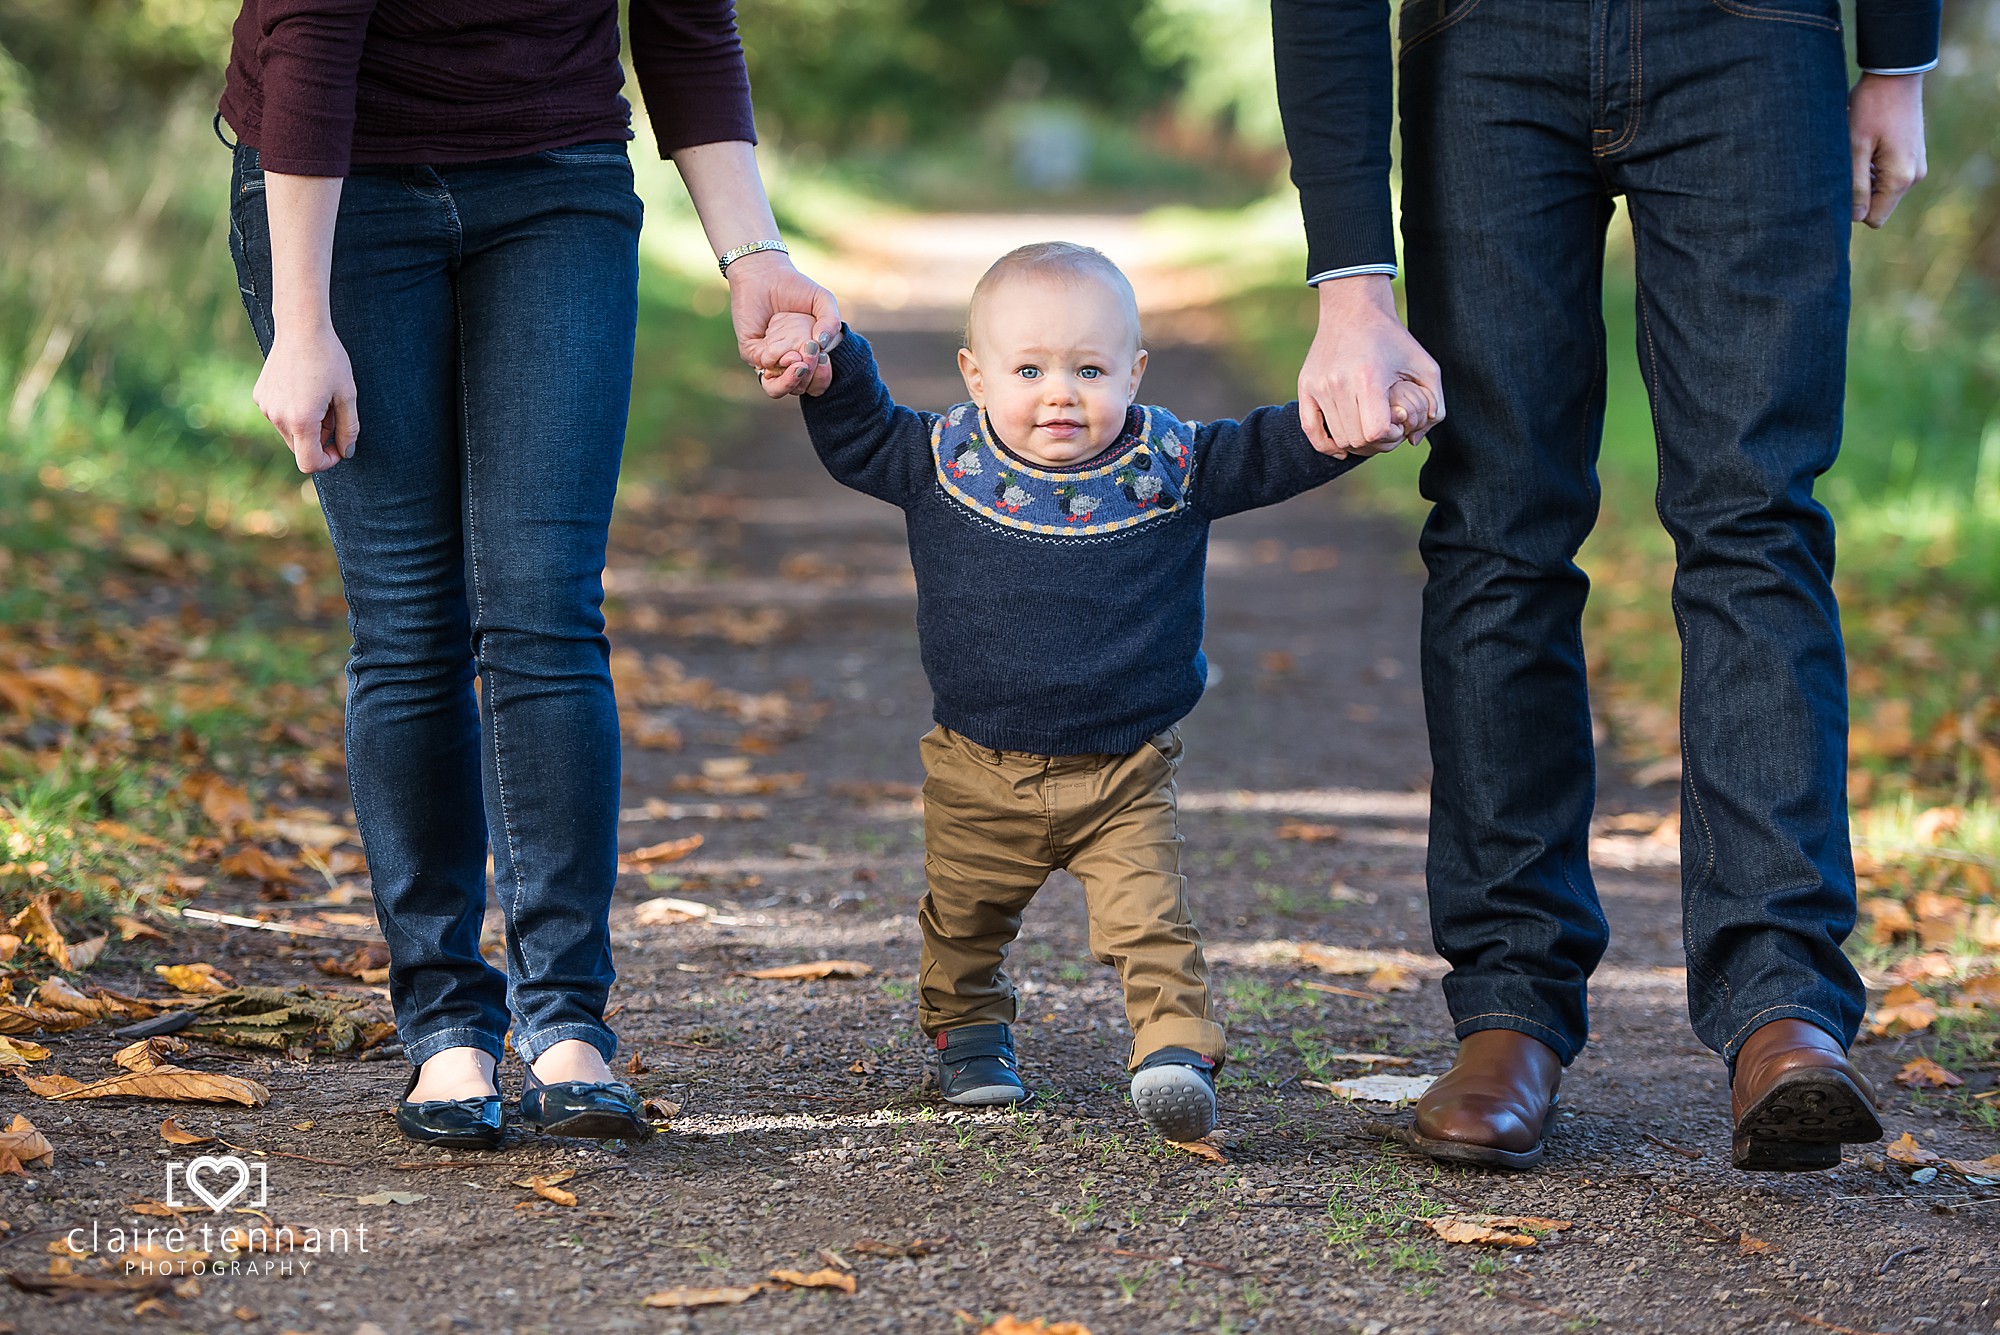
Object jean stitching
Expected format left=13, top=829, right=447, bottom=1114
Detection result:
left=1594, top=0, right=1645, bottom=157
left=1706, top=0, right=1839, bottom=30
left=1399, top=0, right=1486, bottom=58
left=1722, top=1003, right=1843, bottom=1055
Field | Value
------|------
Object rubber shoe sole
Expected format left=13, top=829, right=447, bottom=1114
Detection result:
left=941, top=1080, right=1028, bottom=1107
left=1732, top=1068, right=1881, bottom=1172
left=1131, top=1063, right=1217, bottom=1141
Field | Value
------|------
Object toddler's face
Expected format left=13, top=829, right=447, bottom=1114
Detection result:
left=958, top=274, right=1148, bottom=467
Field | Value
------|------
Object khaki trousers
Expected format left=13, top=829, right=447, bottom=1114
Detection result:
left=916, top=724, right=1226, bottom=1067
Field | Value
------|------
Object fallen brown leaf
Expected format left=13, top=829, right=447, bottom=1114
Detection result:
left=1868, top=984, right=1938, bottom=1037
left=640, top=1284, right=764, bottom=1309
left=159, top=1118, right=214, bottom=1147
left=1885, top=1132, right=1940, bottom=1167
left=31, top=1064, right=269, bottom=1107
left=849, top=1238, right=941, bottom=1259
left=976, top=1318, right=1093, bottom=1335
left=7, top=894, right=78, bottom=970
left=1274, top=822, right=1342, bottom=843
left=768, top=1268, right=857, bottom=1294
left=1957, top=974, right=2000, bottom=1009
left=1894, top=1057, right=1963, bottom=1089
left=0, top=1037, right=48, bottom=1068
left=0, top=1115, right=53, bottom=1169
left=156, top=963, right=234, bottom=995
left=1366, top=964, right=1415, bottom=993
left=15, top=1071, right=85, bottom=1097
left=1167, top=1136, right=1228, bottom=1164
left=115, top=1037, right=190, bottom=1072
left=0, top=1004, right=92, bottom=1036
left=218, top=846, right=299, bottom=887
left=1425, top=1214, right=1571, bottom=1247
left=738, top=960, right=873, bottom=981
left=510, top=1171, right=578, bottom=1207
left=1944, top=1153, right=2000, bottom=1179
left=624, top=834, right=705, bottom=870
left=113, top=915, right=168, bottom=944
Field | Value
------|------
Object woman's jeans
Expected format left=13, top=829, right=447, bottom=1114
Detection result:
left=1398, top=0, right=1865, bottom=1065
left=227, top=139, right=642, bottom=1067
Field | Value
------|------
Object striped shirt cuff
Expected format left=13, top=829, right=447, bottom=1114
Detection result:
left=1306, top=262, right=1399, bottom=286
left=1859, top=60, right=1938, bottom=75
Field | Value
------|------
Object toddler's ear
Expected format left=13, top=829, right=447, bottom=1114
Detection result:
left=956, top=347, right=985, bottom=405
left=1127, top=347, right=1149, bottom=399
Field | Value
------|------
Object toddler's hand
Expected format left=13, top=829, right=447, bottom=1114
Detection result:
left=754, top=311, right=835, bottom=398
left=1387, top=378, right=1436, bottom=447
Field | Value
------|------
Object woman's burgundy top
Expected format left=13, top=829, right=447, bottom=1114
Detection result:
left=219, top=1, right=757, bottom=177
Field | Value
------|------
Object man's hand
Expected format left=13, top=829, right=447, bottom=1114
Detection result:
left=1849, top=72, right=1927, bottom=229
left=728, top=251, right=840, bottom=398
left=1299, top=274, right=1444, bottom=459
left=253, top=322, right=357, bottom=474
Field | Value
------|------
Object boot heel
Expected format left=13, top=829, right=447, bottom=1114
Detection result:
left=1733, top=1135, right=1840, bottom=1172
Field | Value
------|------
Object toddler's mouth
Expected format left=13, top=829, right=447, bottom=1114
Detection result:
left=1037, top=419, right=1085, bottom=438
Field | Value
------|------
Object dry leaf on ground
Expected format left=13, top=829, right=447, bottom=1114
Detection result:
left=183, top=774, right=253, bottom=833
left=635, top=896, right=713, bottom=926
left=113, top=915, right=167, bottom=943
left=738, top=961, right=874, bottom=981
left=16, top=1070, right=85, bottom=1097
left=0, top=1003, right=95, bottom=1035
left=36, top=976, right=159, bottom=1020
left=38, top=1063, right=269, bottom=1107
left=976, top=1318, right=1093, bottom=1335
left=849, top=1239, right=941, bottom=1259
left=1167, top=1136, right=1228, bottom=1164
left=159, top=1118, right=213, bottom=1146
left=1425, top=1214, right=1571, bottom=1247
left=355, top=1190, right=426, bottom=1206
left=0, top=1115, right=53, bottom=1169
left=1886, top=1132, right=1940, bottom=1167
left=768, top=1268, right=857, bottom=1294
left=512, top=1173, right=577, bottom=1207
left=1868, top=984, right=1939, bottom=1037
left=8, top=894, right=85, bottom=970
left=1303, top=1074, right=1437, bottom=1104
left=1895, top=1057, right=1963, bottom=1089
left=1945, top=1153, right=2000, bottom=1182
left=115, top=1037, right=189, bottom=1072
left=218, top=846, right=299, bottom=887
left=0, top=1036, right=49, bottom=1068
left=623, top=834, right=705, bottom=870
left=640, top=1284, right=765, bottom=1309
left=1274, top=822, right=1343, bottom=843
left=1957, top=974, right=2000, bottom=1009
left=1366, top=964, right=1416, bottom=993
left=156, top=963, right=234, bottom=995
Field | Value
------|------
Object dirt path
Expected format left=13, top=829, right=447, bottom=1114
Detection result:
left=4, top=244, right=1995, bottom=1335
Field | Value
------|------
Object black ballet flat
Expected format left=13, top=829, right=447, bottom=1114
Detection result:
left=394, top=1068, right=505, bottom=1149
left=518, top=1068, right=652, bottom=1140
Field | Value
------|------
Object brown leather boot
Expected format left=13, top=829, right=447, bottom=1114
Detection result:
left=1730, top=1019, right=1882, bottom=1171
left=1394, top=1029, right=1563, bottom=1170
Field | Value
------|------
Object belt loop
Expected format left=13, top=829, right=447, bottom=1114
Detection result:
left=212, top=112, right=239, bottom=150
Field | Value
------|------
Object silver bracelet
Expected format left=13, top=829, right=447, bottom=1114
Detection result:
left=717, top=239, right=788, bottom=275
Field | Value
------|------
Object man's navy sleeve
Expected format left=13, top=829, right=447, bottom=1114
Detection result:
left=1855, top=0, right=1942, bottom=73
left=1191, top=403, right=1364, bottom=520
left=798, top=329, right=938, bottom=509
left=1271, top=0, right=1396, bottom=282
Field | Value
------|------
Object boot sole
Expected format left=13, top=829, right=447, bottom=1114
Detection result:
left=1131, top=1065, right=1217, bottom=1141
left=1371, top=1095, right=1560, bottom=1172
left=1732, top=1068, right=1881, bottom=1172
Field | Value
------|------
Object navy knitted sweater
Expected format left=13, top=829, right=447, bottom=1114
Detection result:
left=801, top=330, right=1363, bottom=756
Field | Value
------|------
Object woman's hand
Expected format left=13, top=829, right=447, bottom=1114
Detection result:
left=259, top=172, right=354, bottom=472
left=254, top=323, right=358, bottom=473
left=727, top=250, right=840, bottom=398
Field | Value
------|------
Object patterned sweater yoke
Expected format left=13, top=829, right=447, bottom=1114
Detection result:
left=930, top=400, right=1197, bottom=537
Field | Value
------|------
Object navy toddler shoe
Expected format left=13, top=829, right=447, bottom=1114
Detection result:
left=1130, top=1047, right=1217, bottom=1140
left=934, top=1023, right=1029, bottom=1106
left=518, top=1067, right=652, bottom=1140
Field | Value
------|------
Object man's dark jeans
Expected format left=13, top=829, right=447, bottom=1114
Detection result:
left=227, top=140, right=642, bottom=1068
left=1398, top=0, right=1864, bottom=1064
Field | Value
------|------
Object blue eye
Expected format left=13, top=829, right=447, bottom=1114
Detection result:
left=1078, top=367, right=1102, bottom=380
left=1017, top=366, right=1040, bottom=380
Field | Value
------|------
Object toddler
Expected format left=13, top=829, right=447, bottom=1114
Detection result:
left=795, top=242, right=1416, bottom=1139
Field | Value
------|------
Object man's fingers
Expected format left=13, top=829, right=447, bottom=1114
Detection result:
left=1297, top=393, right=1343, bottom=458
left=1865, top=149, right=1922, bottom=228
left=1851, top=135, right=1876, bottom=223
left=332, top=391, right=360, bottom=460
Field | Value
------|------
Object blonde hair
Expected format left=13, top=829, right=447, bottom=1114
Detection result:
left=966, top=241, right=1142, bottom=348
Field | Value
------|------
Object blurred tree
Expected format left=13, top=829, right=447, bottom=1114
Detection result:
left=736, top=0, right=1174, bottom=146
